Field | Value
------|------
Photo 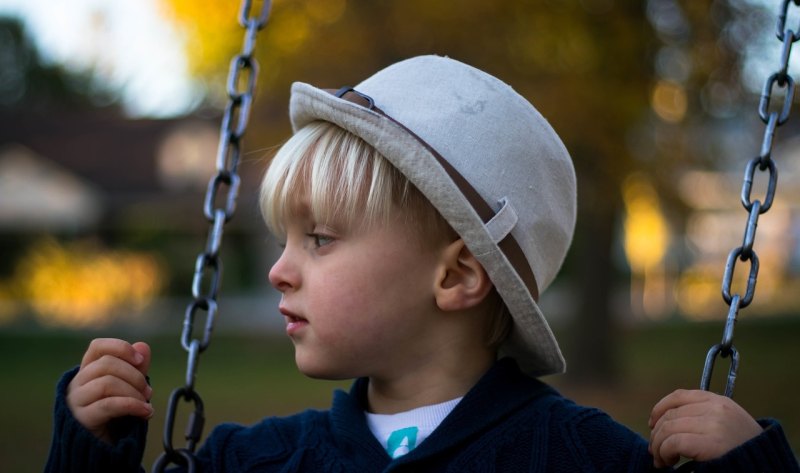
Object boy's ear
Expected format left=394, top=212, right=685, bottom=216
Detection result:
left=434, top=239, right=494, bottom=312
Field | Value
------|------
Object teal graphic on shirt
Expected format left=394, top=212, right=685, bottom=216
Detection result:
left=386, top=426, right=419, bottom=459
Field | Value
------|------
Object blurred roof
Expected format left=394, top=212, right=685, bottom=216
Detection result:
left=0, top=108, right=263, bottom=231
left=1, top=109, right=182, bottom=194
left=0, top=144, right=102, bottom=230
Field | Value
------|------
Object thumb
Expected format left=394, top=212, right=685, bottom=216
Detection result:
left=131, top=341, right=152, bottom=375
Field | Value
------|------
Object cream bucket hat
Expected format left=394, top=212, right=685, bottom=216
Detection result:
left=289, top=55, right=577, bottom=376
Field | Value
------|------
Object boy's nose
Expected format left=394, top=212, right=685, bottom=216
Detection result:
left=268, top=250, right=298, bottom=292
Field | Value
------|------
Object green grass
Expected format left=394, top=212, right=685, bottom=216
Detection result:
left=3, top=318, right=799, bottom=472
left=2, top=331, right=349, bottom=472
left=552, top=318, right=800, bottom=444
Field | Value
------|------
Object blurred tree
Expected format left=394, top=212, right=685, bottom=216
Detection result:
left=0, top=17, right=118, bottom=112
left=160, top=0, right=771, bottom=385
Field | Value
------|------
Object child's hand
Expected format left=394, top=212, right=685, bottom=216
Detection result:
left=66, top=338, right=153, bottom=444
left=648, top=389, right=763, bottom=468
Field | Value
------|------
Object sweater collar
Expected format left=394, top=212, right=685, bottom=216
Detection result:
left=329, top=357, right=557, bottom=468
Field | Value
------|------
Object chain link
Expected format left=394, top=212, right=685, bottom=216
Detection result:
left=152, top=1, right=271, bottom=471
left=698, top=0, right=797, bottom=399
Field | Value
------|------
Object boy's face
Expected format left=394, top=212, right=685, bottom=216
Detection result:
left=268, top=201, right=447, bottom=380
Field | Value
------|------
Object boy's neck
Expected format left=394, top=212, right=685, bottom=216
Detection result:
left=365, top=347, right=495, bottom=415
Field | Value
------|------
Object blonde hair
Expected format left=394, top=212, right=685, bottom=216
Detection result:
left=260, top=121, right=451, bottom=244
left=486, top=296, right=512, bottom=350
left=260, top=120, right=511, bottom=347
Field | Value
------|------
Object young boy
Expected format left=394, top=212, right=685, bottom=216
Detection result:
left=46, top=55, right=798, bottom=472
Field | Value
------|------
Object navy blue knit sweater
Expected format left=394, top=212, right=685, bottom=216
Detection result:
left=46, top=358, right=798, bottom=472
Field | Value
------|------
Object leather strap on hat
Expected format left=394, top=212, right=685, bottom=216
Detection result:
left=327, top=87, right=540, bottom=301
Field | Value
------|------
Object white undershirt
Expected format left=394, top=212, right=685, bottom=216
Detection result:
left=365, top=397, right=463, bottom=459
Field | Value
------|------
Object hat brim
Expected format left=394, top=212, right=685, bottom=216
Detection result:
left=289, top=82, right=566, bottom=376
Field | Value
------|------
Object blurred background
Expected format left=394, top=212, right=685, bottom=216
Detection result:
left=1, top=0, right=799, bottom=470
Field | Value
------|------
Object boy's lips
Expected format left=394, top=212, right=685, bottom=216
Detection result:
left=279, top=306, right=308, bottom=335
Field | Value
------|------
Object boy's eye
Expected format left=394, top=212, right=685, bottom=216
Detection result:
left=308, top=233, right=334, bottom=248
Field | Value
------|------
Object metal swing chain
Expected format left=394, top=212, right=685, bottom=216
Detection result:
left=672, top=3, right=797, bottom=473
left=152, top=1, right=271, bottom=472
left=698, top=0, right=797, bottom=399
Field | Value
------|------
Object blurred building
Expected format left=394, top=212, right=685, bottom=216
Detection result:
left=0, top=143, right=102, bottom=231
left=0, top=109, right=277, bottom=331
left=0, top=109, right=267, bottom=231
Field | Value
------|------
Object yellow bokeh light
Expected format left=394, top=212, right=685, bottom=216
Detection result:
left=622, top=174, right=670, bottom=274
left=651, top=80, right=687, bottom=123
left=159, top=0, right=348, bottom=90
left=158, top=0, right=241, bottom=83
left=675, top=268, right=720, bottom=320
left=13, top=238, right=164, bottom=328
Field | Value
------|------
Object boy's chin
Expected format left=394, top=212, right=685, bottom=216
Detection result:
left=294, top=353, right=354, bottom=381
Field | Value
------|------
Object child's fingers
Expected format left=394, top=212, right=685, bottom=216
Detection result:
left=80, top=338, right=146, bottom=371
left=650, top=412, right=709, bottom=464
left=649, top=391, right=715, bottom=467
left=131, top=341, right=152, bottom=375
left=69, top=374, right=151, bottom=409
left=650, top=399, right=708, bottom=431
left=651, top=430, right=707, bottom=468
left=67, top=372, right=154, bottom=432
left=73, top=396, right=154, bottom=435
left=71, top=354, right=150, bottom=396
left=649, top=389, right=708, bottom=428
left=92, top=396, right=154, bottom=420
left=68, top=371, right=155, bottom=432
left=66, top=338, right=154, bottom=443
left=648, top=389, right=763, bottom=466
